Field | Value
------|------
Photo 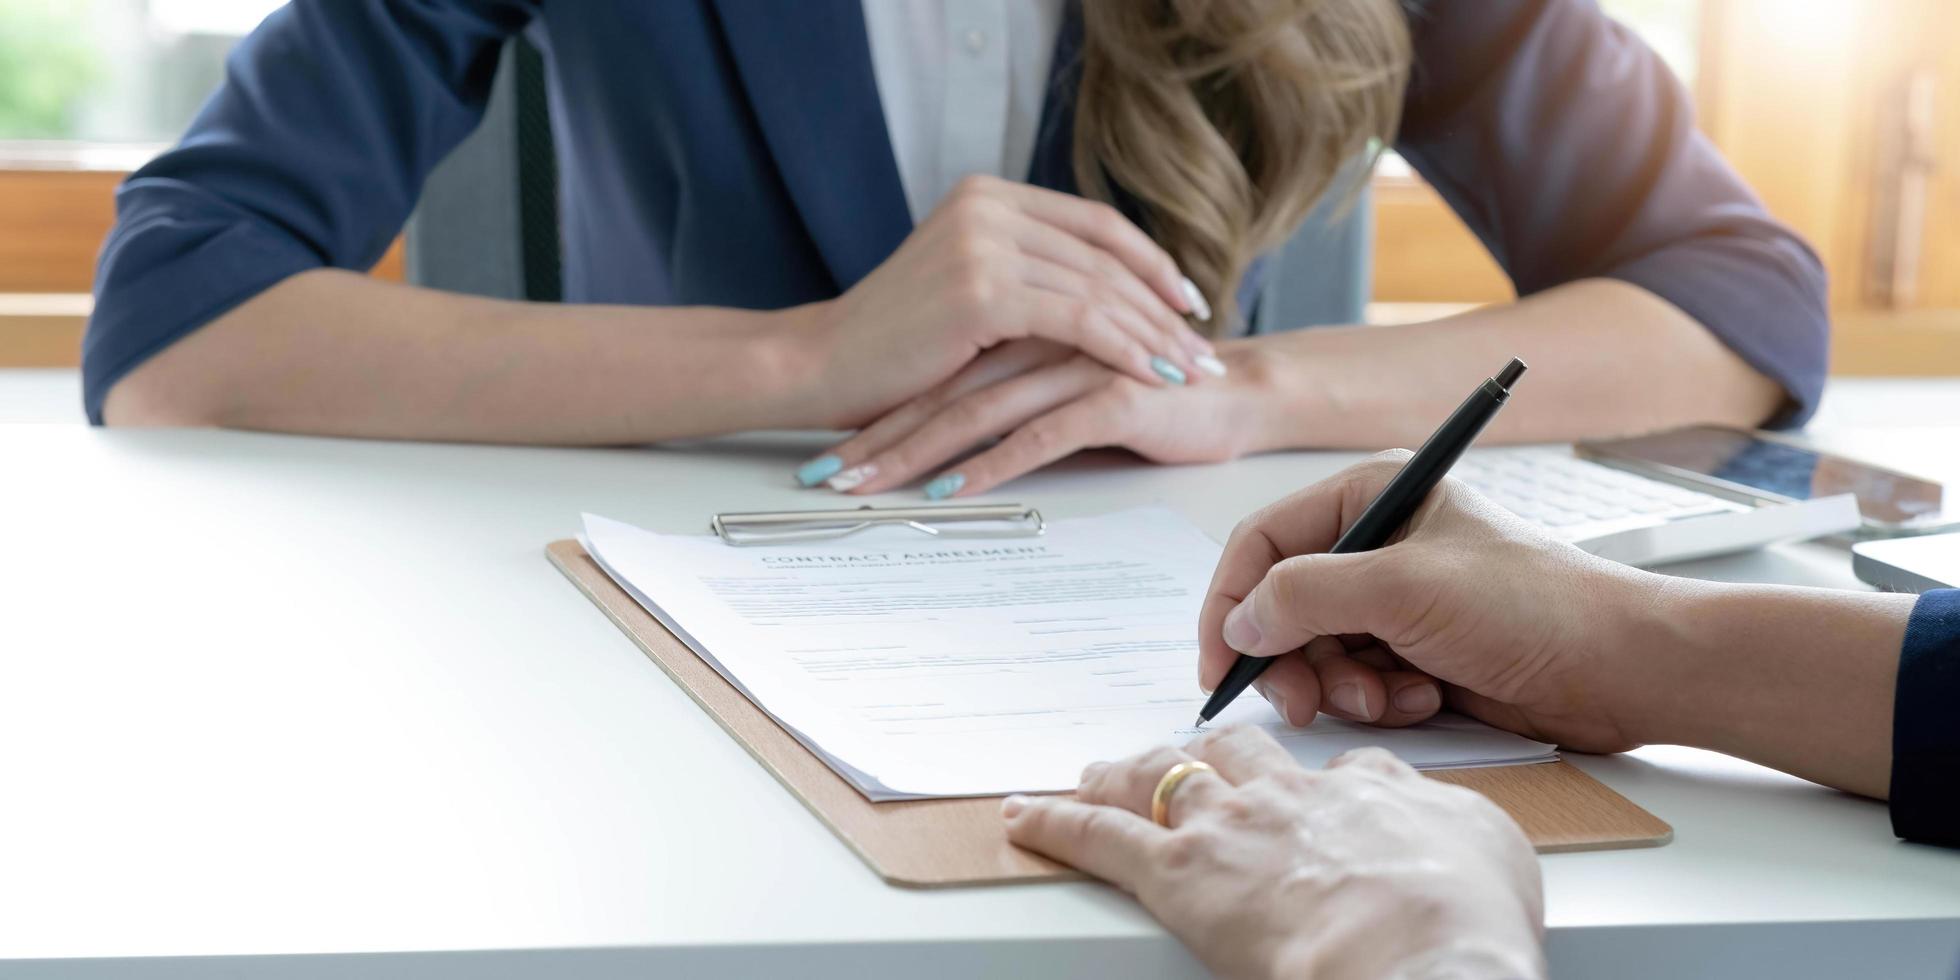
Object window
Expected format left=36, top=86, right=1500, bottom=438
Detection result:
left=1603, top=0, right=1701, bottom=89
left=0, top=0, right=400, bottom=367
left=0, top=0, right=282, bottom=160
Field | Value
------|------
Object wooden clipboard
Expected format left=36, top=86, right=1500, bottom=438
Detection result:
left=548, top=539, right=1671, bottom=888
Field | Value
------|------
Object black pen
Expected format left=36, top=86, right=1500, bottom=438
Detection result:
left=1195, top=356, right=1529, bottom=727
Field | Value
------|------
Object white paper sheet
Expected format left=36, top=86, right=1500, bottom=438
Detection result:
left=582, top=507, right=1556, bottom=800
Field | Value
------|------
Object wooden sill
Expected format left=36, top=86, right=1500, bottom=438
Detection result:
left=0, top=140, right=168, bottom=172
left=1369, top=178, right=1514, bottom=305
left=0, top=170, right=124, bottom=293
left=0, top=294, right=91, bottom=367
left=0, top=168, right=405, bottom=293
left=1830, top=310, right=1960, bottom=375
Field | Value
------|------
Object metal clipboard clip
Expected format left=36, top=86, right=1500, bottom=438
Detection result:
left=710, top=503, right=1046, bottom=547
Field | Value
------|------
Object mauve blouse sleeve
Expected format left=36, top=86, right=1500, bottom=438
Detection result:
left=1394, top=0, right=1828, bottom=427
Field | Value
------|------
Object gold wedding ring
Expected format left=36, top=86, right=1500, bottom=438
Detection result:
left=1150, top=760, right=1216, bottom=827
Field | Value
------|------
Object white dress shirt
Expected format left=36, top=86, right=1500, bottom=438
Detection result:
left=862, top=0, right=1066, bottom=222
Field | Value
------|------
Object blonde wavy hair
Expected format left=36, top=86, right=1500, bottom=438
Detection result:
left=1075, top=0, right=1412, bottom=333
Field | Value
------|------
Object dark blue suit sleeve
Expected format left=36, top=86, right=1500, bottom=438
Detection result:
left=83, top=0, right=537, bottom=423
left=1893, top=589, right=1960, bottom=848
left=1395, top=0, right=1829, bottom=428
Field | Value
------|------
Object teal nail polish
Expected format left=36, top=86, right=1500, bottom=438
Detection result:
left=1150, top=356, right=1187, bottom=385
left=795, top=454, right=844, bottom=487
left=924, top=473, right=966, bottom=500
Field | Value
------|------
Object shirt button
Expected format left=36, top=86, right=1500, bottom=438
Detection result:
left=963, top=29, right=988, bottom=54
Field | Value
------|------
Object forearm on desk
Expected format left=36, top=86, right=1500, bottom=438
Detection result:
left=103, top=269, right=828, bottom=443
left=1241, top=278, right=1785, bottom=451
left=1610, top=577, right=1916, bottom=800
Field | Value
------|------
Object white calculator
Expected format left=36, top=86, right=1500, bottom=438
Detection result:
left=1454, top=447, right=1862, bottom=567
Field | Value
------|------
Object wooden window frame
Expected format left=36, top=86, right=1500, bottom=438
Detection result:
left=0, top=145, right=402, bottom=368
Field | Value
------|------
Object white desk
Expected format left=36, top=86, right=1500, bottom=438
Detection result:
left=5, top=371, right=1960, bottom=979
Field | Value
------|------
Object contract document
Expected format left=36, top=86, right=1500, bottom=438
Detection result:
left=582, top=507, right=1556, bottom=800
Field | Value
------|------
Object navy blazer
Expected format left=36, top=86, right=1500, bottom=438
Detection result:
left=1896, top=590, right=1960, bottom=848
left=87, top=0, right=1828, bottom=429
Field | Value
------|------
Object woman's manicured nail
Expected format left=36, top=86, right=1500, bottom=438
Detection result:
left=1330, top=683, right=1371, bottom=720
left=1179, top=276, right=1213, bottom=322
left=795, top=454, right=844, bottom=487
left=1195, top=354, right=1228, bottom=377
left=1150, top=356, right=1187, bottom=385
left=826, top=463, right=877, bottom=492
left=1001, top=794, right=1029, bottom=817
left=1393, top=683, right=1441, bottom=715
left=1222, top=603, right=1262, bottom=652
left=924, top=472, right=966, bottom=500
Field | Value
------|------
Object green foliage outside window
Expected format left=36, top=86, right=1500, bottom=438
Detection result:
left=0, top=1, right=102, bottom=138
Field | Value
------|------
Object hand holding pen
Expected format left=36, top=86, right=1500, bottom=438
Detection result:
left=1195, top=358, right=1527, bottom=727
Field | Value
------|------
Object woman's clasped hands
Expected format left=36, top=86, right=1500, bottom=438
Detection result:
left=788, top=175, right=1279, bottom=496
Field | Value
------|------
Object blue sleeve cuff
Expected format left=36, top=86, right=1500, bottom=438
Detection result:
left=80, top=0, right=533, bottom=424
left=83, top=179, right=325, bottom=424
left=1891, top=588, right=1960, bottom=848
